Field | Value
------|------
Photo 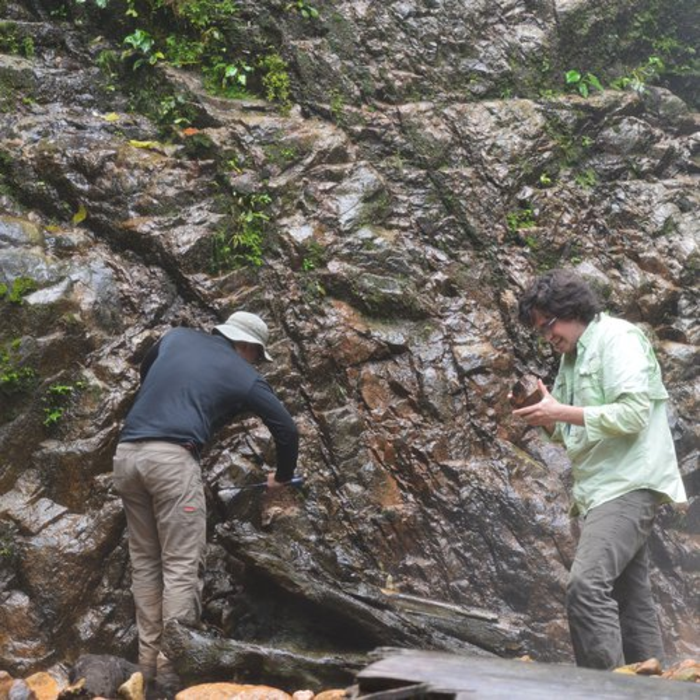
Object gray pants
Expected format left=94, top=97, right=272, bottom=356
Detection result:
left=567, top=489, right=664, bottom=669
left=113, top=441, right=206, bottom=681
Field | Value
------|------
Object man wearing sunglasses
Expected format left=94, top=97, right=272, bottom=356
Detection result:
left=113, top=311, right=298, bottom=698
left=513, top=268, right=686, bottom=671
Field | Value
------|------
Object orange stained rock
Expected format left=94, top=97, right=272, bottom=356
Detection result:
left=329, top=299, right=369, bottom=333
left=175, top=683, right=293, bottom=700
left=314, top=691, right=348, bottom=700
left=24, top=672, right=61, bottom=699
left=359, top=369, right=393, bottom=412
left=0, top=671, right=13, bottom=697
left=634, top=658, right=662, bottom=675
left=117, top=671, right=145, bottom=699
left=661, top=659, right=700, bottom=682
left=613, top=657, right=662, bottom=676
left=370, top=435, right=397, bottom=466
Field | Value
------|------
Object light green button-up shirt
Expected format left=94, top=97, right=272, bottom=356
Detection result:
left=551, top=313, right=687, bottom=516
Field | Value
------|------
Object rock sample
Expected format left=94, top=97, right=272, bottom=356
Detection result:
left=509, top=375, right=543, bottom=409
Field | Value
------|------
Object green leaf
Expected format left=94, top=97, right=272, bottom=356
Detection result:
left=587, top=74, right=603, bottom=91
left=129, top=139, right=160, bottom=149
left=72, top=205, right=88, bottom=225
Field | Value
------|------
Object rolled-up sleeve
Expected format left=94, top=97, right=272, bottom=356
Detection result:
left=583, top=392, right=651, bottom=441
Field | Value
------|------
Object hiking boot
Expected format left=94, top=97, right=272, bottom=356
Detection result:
left=145, top=671, right=182, bottom=700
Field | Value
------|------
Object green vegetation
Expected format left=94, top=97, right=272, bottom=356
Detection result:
left=545, top=118, right=594, bottom=168
left=264, top=142, right=300, bottom=169
left=0, top=22, right=35, bottom=57
left=562, top=56, right=667, bottom=100
left=154, top=92, right=197, bottom=129
left=211, top=193, right=272, bottom=272
left=556, top=0, right=698, bottom=98
left=624, top=2, right=699, bottom=89
left=574, top=168, right=598, bottom=188
left=329, top=89, right=345, bottom=124
left=300, top=240, right=325, bottom=272
left=258, top=53, right=292, bottom=109
left=122, top=28, right=164, bottom=69
left=538, top=172, right=554, bottom=188
left=565, top=70, right=603, bottom=98
left=286, top=0, right=320, bottom=20
left=207, top=59, right=253, bottom=96
left=611, top=56, right=665, bottom=94
left=0, top=338, right=36, bottom=395
left=95, top=48, right=121, bottom=90
left=42, top=380, right=86, bottom=427
left=66, top=0, right=294, bottom=133
left=562, top=53, right=686, bottom=99
left=506, top=205, right=536, bottom=233
left=0, top=522, right=18, bottom=564
left=0, top=276, right=37, bottom=304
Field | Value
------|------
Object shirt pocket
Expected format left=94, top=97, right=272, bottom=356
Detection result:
left=576, top=355, right=603, bottom=406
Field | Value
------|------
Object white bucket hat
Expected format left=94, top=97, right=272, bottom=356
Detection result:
left=215, top=311, right=273, bottom=362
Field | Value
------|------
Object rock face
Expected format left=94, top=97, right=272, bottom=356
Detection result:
left=0, top=0, right=698, bottom=689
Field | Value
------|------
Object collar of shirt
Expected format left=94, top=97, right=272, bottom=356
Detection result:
left=575, top=312, right=605, bottom=356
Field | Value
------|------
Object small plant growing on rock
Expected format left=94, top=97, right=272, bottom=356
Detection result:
left=0, top=23, right=35, bottom=57
left=329, top=89, right=345, bottom=124
left=538, top=172, right=553, bottom=188
left=0, top=276, right=37, bottom=304
left=209, top=59, right=253, bottom=94
left=574, top=168, right=598, bottom=188
left=301, top=240, right=325, bottom=271
left=0, top=339, right=36, bottom=395
left=506, top=206, right=536, bottom=232
left=0, top=522, right=18, bottom=565
left=42, top=380, right=86, bottom=427
left=156, top=93, right=195, bottom=129
left=259, top=53, right=291, bottom=110
left=211, top=193, right=272, bottom=271
left=611, top=56, right=665, bottom=95
left=565, top=70, right=604, bottom=97
left=286, top=0, right=320, bottom=19
left=96, top=49, right=121, bottom=90
left=122, top=29, right=164, bottom=70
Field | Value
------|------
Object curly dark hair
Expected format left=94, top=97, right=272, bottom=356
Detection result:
left=518, top=269, right=603, bottom=326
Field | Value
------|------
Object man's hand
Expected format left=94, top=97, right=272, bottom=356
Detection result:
left=512, top=379, right=584, bottom=432
left=266, top=473, right=287, bottom=490
left=512, top=379, right=558, bottom=433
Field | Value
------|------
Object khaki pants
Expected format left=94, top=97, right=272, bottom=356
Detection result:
left=113, top=441, right=206, bottom=680
left=567, top=489, right=664, bottom=669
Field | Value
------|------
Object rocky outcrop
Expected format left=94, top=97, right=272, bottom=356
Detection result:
left=0, top=0, right=698, bottom=688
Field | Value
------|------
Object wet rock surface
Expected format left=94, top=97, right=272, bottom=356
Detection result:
left=0, top=0, right=698, bottom=691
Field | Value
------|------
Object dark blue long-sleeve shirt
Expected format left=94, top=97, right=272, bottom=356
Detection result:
left=119, top=328, right=298, bottom=480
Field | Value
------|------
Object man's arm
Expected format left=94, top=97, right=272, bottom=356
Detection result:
left=246, top=378, right=299, bottom=482
left=514, top=380, right=651, bottom=440
left=139, top=338, right=162, bottom=382
left=581, top=393, right=651, bottom=441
